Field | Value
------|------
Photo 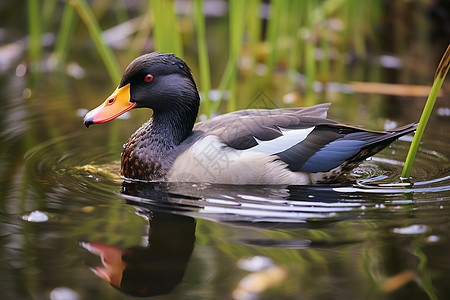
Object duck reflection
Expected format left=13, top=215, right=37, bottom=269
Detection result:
left=81, top=180, right=354, bottom=297
left=81, top=190, right=196, bottom=297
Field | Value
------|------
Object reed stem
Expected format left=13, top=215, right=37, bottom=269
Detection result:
left=226, top=0, right=245, bottom=112
left=149, top=0, right=183, bottom=58
left=194, top=0, right=211, bottom=118
left=265, top=0, right=282, bottom=73
left=71, top=0, right=122, bottom=84
left=54, top=3, right=77, bottom=64
left=401, top=45, right=450, bottom=180
left=27, top=0, right=42, bottom=70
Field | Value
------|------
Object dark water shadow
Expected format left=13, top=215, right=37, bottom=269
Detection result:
left=81, top=206, right=196, bottom=297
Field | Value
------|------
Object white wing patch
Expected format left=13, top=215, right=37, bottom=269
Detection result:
left=244, top=126, right=315, bottom=155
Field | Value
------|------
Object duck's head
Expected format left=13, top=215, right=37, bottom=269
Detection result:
left=83, top=52, right=200, bottom=127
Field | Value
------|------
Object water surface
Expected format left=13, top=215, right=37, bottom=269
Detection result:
left=1, top=68, right=450, bottom=299
left=1, top=7, right=450, bottom=298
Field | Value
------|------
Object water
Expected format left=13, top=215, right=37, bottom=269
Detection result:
left=2, top=6, right=450, bottom=299
left=1, top=66, right=449, bottom=300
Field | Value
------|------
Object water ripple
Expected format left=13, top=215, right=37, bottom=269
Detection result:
left=24, top=133, right=450, bottom=224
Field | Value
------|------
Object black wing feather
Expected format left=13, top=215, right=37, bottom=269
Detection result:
left=277, top=124, right=417, bottom=173
left=193, top=103, right=334, bottom=150
left=191, top=103, right=417, bottom=174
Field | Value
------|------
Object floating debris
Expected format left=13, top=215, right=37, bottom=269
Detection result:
left=393, top=224, right=428, bottom=235
left=233, top=256, right=287, bottom=300
left=381, top=270, right=416, bottom=293
left=437, top=107, right=450, bottom=116
left=237, top=256, right=274, bottom=272
left=427, top=235, right=440, bottom=242
left=50, top=287, right=80, bottom=300
left=22, top=210, right=49, bottom=222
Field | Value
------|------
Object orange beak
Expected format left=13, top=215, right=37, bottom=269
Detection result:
left=83, top=84, right=136, bottom=127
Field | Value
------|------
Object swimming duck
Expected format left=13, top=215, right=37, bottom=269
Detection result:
left=83, top=52, right=417, bottom=185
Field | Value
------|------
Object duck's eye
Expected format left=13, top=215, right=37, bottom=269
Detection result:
left=144, top=74, right=154, bottom=82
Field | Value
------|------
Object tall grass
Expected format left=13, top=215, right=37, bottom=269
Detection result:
left=27, top=0, right=41, bottom=83
left=28, top=1, right=442, bottom=163
left=71, top=0, right=122, bottom=84
left=303, top=0, right=316, bottom=103
left=194, top=0, right=211, bottom=117
left=30, top=0, right=400, bottom=115
left=149, top=0, right=183, bottom=58
left=265, top=0, right=283, bottom=74
left=53, top=3, right=78, bottom=64
left=224, top=0, right=245, bottom=112
left=26, top=0, right=438, bottom=148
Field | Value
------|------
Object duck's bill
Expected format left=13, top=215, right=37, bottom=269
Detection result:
left=83, top=83, right=136, bottom=127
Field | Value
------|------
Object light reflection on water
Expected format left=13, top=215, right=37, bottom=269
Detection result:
left=1, top=55, right=450, bottom=300
left=4, top=130, right=447, bottom=299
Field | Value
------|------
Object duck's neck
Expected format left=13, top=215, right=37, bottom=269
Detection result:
left=121, top=96, right=199, bottom=181
left=151, top=106, right=197, bottom=146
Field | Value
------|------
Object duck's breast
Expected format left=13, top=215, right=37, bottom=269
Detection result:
left=168, top=135, right=312, bottom=185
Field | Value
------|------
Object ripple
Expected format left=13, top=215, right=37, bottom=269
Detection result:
left=24, top=132, right=122, bottom=199
left=23, top=134, right=450, bottom=224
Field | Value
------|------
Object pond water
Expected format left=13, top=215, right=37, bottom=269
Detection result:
left=2, top=4, right=450, bottom=300
left=1, top=60, right=450, bottom=300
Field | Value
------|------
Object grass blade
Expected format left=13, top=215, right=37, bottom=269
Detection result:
left=54, top=3, right=78, bottom=64
left=27, top=0, right=42, bottom=71
left=71, top=0, right=122, bottom=84
left=149, top=0, right=183, bottom=58
left=265, top=0, right=283, bottom=73
left=194, top=0, right=211, bottom=118
left=226, top=0, right=245, bottom=112
left=401, top=45, right=450, bottom=180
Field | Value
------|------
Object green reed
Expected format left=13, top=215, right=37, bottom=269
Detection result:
left=210, top=0, right=245, bottom=113
left=194, top=0, right=211, bottom=117
left=246, top=0, right=262, bottom=70
left=304, top=0, right=316, bottom=99
left=286, top=0, right=304, bottom=91
left=149, top=0, right=183, bottom=58
left=71, top=0, right=124, bottom=153
left=45, top=0, right=388, bottom=115
left=54, top=3, right=78, bottom=64
left=401, top=45, right=450, bottom=180
left=27, top=0, right=41, bottom=75
left=265, top=0, right=282, bottom=74
left=226, top=0, right=245, bottom=112
left=26, top=0, right=436, bottom=126
left=71, top=0, right=122, bottom=84
left=129, top=4, right=153, bottom=58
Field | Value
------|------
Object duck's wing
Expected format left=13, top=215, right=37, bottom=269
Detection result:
left=194, top=103, right=331, bottom=134
left=194, top=104, right=417, bottom=173
left=272, top=123, right=417, bottom=173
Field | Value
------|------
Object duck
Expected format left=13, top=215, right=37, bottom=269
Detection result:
left=83, top=52, right=417, bottom=185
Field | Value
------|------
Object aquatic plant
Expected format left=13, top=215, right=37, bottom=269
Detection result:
left=25, top=0, right=444, bottom=178
left=71, top=0, right=122, bottom=84
left=401, top=45, right=450, bottom=180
